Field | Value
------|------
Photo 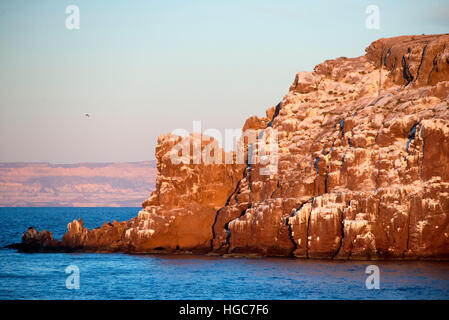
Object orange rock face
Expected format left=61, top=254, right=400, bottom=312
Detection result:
left=18, top=34, right=449, bottom=260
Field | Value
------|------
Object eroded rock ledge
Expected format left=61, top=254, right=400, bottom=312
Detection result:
left=13, top=34, right=449, bottom=260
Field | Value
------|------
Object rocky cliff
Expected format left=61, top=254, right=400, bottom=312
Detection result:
left=15, top=34, right=449, bottom=260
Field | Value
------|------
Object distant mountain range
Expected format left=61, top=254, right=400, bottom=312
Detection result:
left=0, top=161, right=157, bottom=207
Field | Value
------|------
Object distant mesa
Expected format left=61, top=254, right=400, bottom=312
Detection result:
left=0, top=161, right=157, bottom=207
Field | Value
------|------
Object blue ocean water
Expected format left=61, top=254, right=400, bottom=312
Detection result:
left=0, top=207, right=448, bottom=300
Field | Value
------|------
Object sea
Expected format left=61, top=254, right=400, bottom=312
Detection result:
left=0, top=207, right=448, bottom=300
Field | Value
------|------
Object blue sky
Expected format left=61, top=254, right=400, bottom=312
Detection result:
left=0, top=0, right=448, bottom=162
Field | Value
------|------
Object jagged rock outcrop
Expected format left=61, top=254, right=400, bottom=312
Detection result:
left=365, top=34, right=449, bottom=86
left=8, top=227, right=60, bottom=252
left=15, top=34, right=449, bottom=260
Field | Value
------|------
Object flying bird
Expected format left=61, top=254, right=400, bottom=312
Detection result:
left=83, top=113, right=91, bottom=118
